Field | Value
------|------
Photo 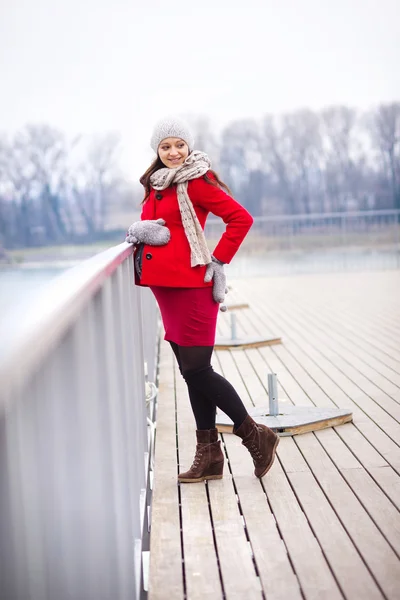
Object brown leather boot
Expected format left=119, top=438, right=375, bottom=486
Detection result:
left=178, top=428, right=224, bottom=483
left=234, top=415, right=280, bottom=478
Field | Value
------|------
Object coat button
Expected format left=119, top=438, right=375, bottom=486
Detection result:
left=145, top=253, right=152, bottom=260
left=155, top=193, right=163, bottom=200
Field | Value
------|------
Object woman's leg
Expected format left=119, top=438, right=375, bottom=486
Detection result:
left=170, top=342, right=279, bottom=481
left=169, top=341, right=216, bottom=430
left=176, top=344, right=248, bottom=430
left=177, top=344, right=279, bottom=478
left=169, top=341, right=223, bottom=483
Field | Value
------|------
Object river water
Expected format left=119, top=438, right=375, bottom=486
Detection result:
left=0, top=267, right=66, bottom=316
left=1, top=248, right=398, bottom=317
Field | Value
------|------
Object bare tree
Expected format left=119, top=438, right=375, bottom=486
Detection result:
left=369, top=102, right=400, bottom=208
left=13, top=125, right=71, bottom=242
left=219, top=119, right=266, bottom=214
left=281, top=109, right=323, bottom=213
left=320, top=106, right=372, bottom=211
left=72, top=133, right=121, bottom=234
left=0, top=132, right=38, bottom=246
left=261, top=115, right=298, bottom=214
left=189, top=116, right=221, bottom=167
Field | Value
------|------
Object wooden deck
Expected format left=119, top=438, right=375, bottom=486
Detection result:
left=148, top=270, right=400, bottom=600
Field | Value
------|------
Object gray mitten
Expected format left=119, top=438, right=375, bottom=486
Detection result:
left=126, top=218, right=170, bottom=246
left=204, top=256, right=227, bottom=305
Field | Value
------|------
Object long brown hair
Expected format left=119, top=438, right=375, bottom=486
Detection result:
left=139, top=155, right=232, bottom=203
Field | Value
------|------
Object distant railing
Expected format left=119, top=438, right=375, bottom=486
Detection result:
left=0, top=243, right=159, bottom=600
left=206, top=209, right=400, bottom=276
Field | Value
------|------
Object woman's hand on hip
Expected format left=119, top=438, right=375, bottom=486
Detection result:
left=204, top=256, right=227, bottom=306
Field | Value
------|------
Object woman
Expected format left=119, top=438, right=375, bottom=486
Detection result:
left=126, top=118, right=279, bottom=483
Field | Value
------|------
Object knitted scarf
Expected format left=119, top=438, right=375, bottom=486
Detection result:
left=150, top=151, right=212, bottom=267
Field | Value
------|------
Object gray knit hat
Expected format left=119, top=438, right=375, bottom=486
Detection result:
left=150, top=117, right=194, bottom=153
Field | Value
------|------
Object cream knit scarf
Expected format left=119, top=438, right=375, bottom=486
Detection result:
left=150, top=151, right=212, bottom=267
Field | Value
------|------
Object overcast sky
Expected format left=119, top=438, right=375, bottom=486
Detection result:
left=0, top=0, right=399, bottom=180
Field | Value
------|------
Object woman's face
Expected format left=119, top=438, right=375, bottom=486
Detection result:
left=158, top=137, right=189, bottom=168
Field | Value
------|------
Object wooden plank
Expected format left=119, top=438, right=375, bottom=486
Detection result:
left=272, top=434, right=310, bottom=473
left=309, top=319, right=400, bottom=388
left=214, top=350, right=254, bottom=410
left=368, top=466, right=400, bottom=510
left=297, top=282, right=400, bottom=360
left=348, top=422, right=400, bottom=471
left=179, top=482, right=224, bottom=600
left=288, top=275, right=398, bottom=350
left=238, top=280, right=400, bottom=527
left=178, top=347, right=267, bottom=597
left=149, top=272, right=400, bottom=600
left=230, top=349, right=270, bottom=406
left=252, top=322, right=368, bottom=421
left=257, top=346, right=316, bottom=408
left=174, top=365, right=224, bottom=600
left=288, top=471, right=384, bottom=600
left=280, top=434, right=400, bottom=571
left=313, top=427, right=364, bottom=470
left=333, top=423, right=391, bottom=469
left=263, top=461, right=343, bottom=599
left=317, top=425, right=400, bottom=528
left=222, top=435, right=303, bottom=600
left=216, top=304, right=282, bottom=349
left=245, top=283, right=400, bottom=446
left=241, top=280, right=400, bottom=503
left=242, top=347, right=288, bottom=402
left=274, top=348, right=400, bottom=517
left=269, top=274, right=400, bottom=366
left=285, top=332, right=400, bottom=452
left=262, top=342, right=335, bottom=409
left=207, top=475, right=264, bottom=599
left=250, top=292, right=400, bottom=423
left=339, top=468, right=400, bottom=556
left=296, top=432, right=400, bottom=599
left=316, top=321, right=400, bottom=401
left=148, top=342, right=184, bottom=600
left=175, top=348, right=261, bottom=598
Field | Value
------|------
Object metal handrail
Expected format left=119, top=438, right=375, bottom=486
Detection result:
left=0, top=242, right=159, bottom=600
left=0, top=242, right=134, bottom=408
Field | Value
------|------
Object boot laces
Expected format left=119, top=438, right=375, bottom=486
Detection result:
left=192, top=447, right=204, bottom=467
left=246, top=441, right=263, bottom=461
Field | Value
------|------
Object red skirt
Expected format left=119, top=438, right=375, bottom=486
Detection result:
left=150, top=286, right=219, bottom=346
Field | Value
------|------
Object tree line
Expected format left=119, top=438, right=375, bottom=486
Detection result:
left=0, top=102, right=399, bottom=250
left=192, top=102, right=400, bottom=217
left=0, top=125, right=137, bottom=249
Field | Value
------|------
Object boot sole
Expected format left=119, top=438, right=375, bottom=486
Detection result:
left=178, top=474, right=223, bottom=484
left=256, top=435, right=280, bottom=479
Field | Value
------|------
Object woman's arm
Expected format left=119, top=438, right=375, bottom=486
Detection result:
left=190, top=174, right=253, bottom=264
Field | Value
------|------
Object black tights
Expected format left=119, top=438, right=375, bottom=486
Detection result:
left=169, top=342, right=248, bottom=431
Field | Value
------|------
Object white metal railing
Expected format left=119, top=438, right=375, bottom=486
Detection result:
left=0, top=242, right=159, bottom=600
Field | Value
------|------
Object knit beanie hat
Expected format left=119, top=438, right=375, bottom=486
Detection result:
left=150, top=117, right=194, bottom=153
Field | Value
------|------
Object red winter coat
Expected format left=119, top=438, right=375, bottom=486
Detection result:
left=135, top=172, right=253, bottom=288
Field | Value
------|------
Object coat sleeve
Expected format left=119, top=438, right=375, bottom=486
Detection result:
left=191, top=174, right=254, bottom=264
